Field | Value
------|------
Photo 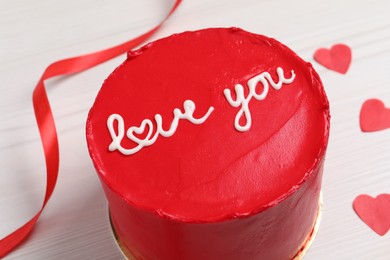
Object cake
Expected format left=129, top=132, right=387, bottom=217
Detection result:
left=86, top=27, right=330, bottom=259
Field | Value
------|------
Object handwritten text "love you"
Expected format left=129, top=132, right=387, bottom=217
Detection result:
left=107, top=67, right=295, bottom=155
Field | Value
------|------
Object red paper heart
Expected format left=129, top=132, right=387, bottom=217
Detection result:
left=360, top=99, right=390, bottom=132
left=353, top=194, right=390, bottom=236
left=314, top=44, right=352, bottom=74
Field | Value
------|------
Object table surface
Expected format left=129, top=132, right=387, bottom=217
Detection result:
left=1, top=0, right=390, bottom=259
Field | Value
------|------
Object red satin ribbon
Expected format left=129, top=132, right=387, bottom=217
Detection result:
left=0, top=0, right=181, bottom=257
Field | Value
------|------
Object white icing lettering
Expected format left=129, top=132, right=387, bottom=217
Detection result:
left=107, top=100, right=214, bottom=155
left=223, top=67, right=295, bottom=132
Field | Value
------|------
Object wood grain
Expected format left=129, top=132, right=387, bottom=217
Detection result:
left=1, top=0, right=389, bottom=259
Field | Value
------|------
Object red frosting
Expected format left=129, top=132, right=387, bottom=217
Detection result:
left=86, top=28, right=330, bottom=259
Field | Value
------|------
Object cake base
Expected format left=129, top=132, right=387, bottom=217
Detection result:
left=109, top=194, right=322, bottom=260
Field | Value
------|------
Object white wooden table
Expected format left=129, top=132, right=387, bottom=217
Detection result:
left=1, top=0, right=389, bottom=259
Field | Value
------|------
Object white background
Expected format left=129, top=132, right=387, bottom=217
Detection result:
left=1, top=0, right=390, bottom=259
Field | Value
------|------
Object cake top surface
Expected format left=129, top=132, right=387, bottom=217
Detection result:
left=86, top=27, right=330, bottom=222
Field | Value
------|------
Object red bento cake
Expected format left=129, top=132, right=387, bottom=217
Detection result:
left=86, top=27, right=330, bottom=260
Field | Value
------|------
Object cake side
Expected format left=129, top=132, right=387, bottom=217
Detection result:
left=104, top=158, right=324, bottom=259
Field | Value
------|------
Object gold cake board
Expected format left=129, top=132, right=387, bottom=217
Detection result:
left=110, top=194, right=322, bottom=260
